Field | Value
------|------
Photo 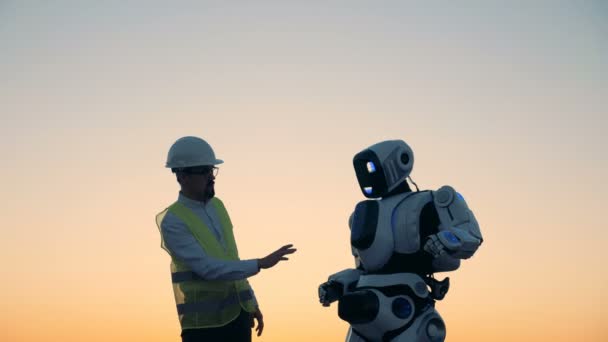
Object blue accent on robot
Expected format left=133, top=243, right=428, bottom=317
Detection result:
left=441, top=231, right=460, bottom=244
left=391, top=298, right=412, bottom=319
left=366, top=161, right=376, bottom=173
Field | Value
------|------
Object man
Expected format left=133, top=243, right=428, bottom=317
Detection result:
left=156, top=136, right=297, bottom=342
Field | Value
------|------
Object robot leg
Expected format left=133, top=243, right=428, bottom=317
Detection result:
left=392, top=307, right=446, bottom=342
left=346, top=327, right=368, bottom=342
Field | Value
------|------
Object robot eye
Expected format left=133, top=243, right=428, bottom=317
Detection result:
left=366, top=161, right=376, bottom=173
left=400, top=153, right=410, bottom=165
left=364, top=187, right=373, bottom=195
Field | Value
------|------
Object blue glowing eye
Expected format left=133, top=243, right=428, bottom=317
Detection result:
left=366, top=161, right=376, bottom=173
left=364, top=187, right=373, bottom=194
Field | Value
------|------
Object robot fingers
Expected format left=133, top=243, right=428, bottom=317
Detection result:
left=319, top=281, right=344, bottom=307
left=423, top=235, right=447, bottom=258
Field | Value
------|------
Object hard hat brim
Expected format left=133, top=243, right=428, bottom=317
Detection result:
left=165, top=158, right=224, bottom=168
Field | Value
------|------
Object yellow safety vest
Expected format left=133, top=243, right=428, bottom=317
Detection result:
left=156, top=197, right=257, bottom=329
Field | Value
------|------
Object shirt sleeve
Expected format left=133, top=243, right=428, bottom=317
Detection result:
left=161, top=211, right=260, bottom=281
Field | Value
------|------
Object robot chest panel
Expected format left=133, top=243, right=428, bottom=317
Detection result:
left=392, top=192, right=433, bottom=254
left=351, top=192, right=432, bottom=256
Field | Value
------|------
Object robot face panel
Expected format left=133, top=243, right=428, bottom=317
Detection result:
left=353, top=140, right=414, bottom=198
left=353, top=150, right=388, bottom=198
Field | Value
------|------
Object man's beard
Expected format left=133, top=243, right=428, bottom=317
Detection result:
left=204, top=182, right=215, bottom=200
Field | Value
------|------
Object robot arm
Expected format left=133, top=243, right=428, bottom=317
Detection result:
left=318, top=268, right=363, bottom=307
left=424, top=185, right=483, bottom=259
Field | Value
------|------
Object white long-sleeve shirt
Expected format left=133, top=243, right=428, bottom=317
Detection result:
left=160, top=193, right=259, bottom=305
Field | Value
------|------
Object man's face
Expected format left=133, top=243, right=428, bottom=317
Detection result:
left=179, top=166, right=218, bottom=201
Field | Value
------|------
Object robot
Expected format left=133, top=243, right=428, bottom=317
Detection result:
left=318, top=140, right=483, bottom=342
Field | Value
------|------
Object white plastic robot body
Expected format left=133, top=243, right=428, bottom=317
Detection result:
left=346, top=307, right=445, bottom=342
left=391, top=191, right=433, bottom=255
left=349, top=193, right=405, bottom=272
left=343, top=273, right=445, bottom=342
left=319, top=139, right=483, bottom=342
left=350, top=187, right=481, bottom=275
left=424, top=186, right=483, bottom=260
left=320, top=271, right=447, bottom=342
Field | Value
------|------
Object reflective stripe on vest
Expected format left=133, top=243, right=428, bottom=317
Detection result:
left=177, top=289, right=254, bottom=314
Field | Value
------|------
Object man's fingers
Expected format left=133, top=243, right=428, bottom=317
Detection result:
left=253, top=308, right=264, bottom=336
left=278, top=244, right=296, bottom=252
left=273, top=246, right=296, bottom=257
left=277, top=251, right=295, bottom=258
left=255, top=322, right=264, bottom=336
left=278, top=248, right=296, bottom=256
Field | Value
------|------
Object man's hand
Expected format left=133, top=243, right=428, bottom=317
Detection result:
left=251, top=307, right=264, bottom=336
left=258, top=244, right=297, bottom=269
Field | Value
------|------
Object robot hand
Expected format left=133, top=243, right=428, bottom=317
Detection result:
left=319, top=280, right=344, bottom=307
left=319, top=269, right=363, bottom=307
left=423, top=230, right=462, bottom=258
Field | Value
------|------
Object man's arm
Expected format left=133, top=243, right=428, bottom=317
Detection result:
left=161, top=211, right=260, bottom=281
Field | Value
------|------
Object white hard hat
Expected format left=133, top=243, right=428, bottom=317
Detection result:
left=165, top=136, right=224, bottom=169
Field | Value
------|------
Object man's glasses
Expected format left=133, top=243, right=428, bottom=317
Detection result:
left=183, top=166, right=219, bottom=177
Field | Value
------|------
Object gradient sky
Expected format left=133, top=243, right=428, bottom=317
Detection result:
left=1, top=1, right=607, bottom=341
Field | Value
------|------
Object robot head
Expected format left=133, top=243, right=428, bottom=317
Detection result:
left=353, top=140, right=414, bottom=198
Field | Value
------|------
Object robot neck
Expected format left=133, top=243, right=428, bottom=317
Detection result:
left=383, top=180, right=412, bottom=198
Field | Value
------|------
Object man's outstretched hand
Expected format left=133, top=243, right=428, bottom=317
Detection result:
left=258, top=244, right=297, bottom=269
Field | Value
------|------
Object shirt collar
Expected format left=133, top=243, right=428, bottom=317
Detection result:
left=178, top=192, right=211, bottom=208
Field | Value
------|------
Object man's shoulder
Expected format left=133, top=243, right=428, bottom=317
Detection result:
left=210, top=196, right=228, bottom=208
left=156, top=201, right=179, bottom=218
left=157, top=203, right=184, bottom=229
left=210, top=197, right=231, bottom=217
